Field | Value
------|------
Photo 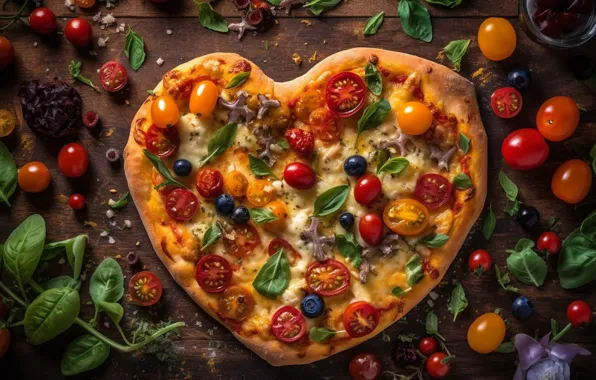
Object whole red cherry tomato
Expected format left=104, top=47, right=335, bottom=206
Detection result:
left=98, top=61, right=128, bottom=92
left=354, top=173, right=382, bottom=205
left=536, top=96, right=579, bottom=142
left=537, top=232, right=561, bottom=255
left=284, top=128, right=314, bottom=156
left=0, top=37, right=15, bottom=70
left=68, top=194, right=86, bottom=210
left=283, top=162, right=316, bottom=190
left=418, top=336, right=438, bottom=356
left=359, top=213, right=384, bottom=246
left=567, top=300, right=592, bottom=328
left=426, top=352, right=451, bottom=379
left=64, top=18, right=93, bottom=47
left=349, top=353, right=382, bottom=380
left=196, top=168, right=224, bottom=199
left=468, top=249, right=492, bottom=275
left=29, top=8, right=57, bottom=35
left=58, top=143, right=89, bottom=178
left=502, top=128, right=549, bottom=170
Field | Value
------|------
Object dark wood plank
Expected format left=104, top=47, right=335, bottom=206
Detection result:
left=1, top=15, right=596, bottom=380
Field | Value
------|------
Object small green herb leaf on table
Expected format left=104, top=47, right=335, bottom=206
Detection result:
left=195, top=0, right=229, bottom=32
left=61, top=334, right=111, bottom=376
left=363, top=11, right=385, bottom=36
left=398, top=0, right=433, bottom=43
left=69, top=60, right=100, bottom=92
left=506, top=239, right=547, bottom=287
left=124, top=28, right=147, bottom=71
left=0, top=141, right=17, bottom=207
left=425, top=310, right=446, bottom=341
left=442, top=39, right=471, bottom=72
left=447, top=282, right=468, bottom=321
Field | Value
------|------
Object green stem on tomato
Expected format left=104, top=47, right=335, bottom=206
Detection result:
left=551, top=323, right=572, bottom=342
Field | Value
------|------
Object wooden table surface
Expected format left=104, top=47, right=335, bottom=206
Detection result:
left=1, top=0, right=596, bottom=379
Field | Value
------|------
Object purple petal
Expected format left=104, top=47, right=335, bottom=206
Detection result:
left=515, top=333, right=547, bottom=370
left=513, top=364, right=526, bottom=380
left=547, top=343, right=590, bottom=363
left=540, top=333, right=551, bottom=347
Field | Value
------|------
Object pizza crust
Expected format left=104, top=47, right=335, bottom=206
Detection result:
left=124, top=48, right=487, bottom=366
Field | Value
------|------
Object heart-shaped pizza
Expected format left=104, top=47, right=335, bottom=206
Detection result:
left=124, top=48, right=487, bottom=365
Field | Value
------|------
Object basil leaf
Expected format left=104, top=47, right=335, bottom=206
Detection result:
left=250, top=207, right=279, bottom=225
left=249, top=154, right=278, bottom=179
left=482, top=205, right=496, bottom=240
left=495, top=341, right=516, bottom=354
left=357, top=99, right=391, bottom=138
left=41, top=276, right=81, bottom=292
left=398, top=0, right=433, bottom=43
left=3, top=214, right=46, bottom=288
left=378, top=157, right=409, bottom=175
left=364, top=63, right=383, bottom=96
left=391, top=286, right=411, bottom=297
left=558, top=212, right=596, bottom=289
left=110, top=192, right=129, bottom=209
left=89, top=258, right=124, bottom=320
left=313, top=185, right=350, bottom=217
left=304, top=0, right=341, bottom=15
left=426, top=0, right=462, bottom=7
left=495, top=265, right=521, bottom=293
left=442, top=39, right=471, bottom=72
left=226, top=72, right=250, bottom=89
left=363, top=11, right=385, bottom=36
left=194, top=0, right=228, bottom=33
left=309, top=327, right=337, bottom=343
left=61, top=334, right=110, bottom=376
left=24, top=288, right=80, bottom=345
left=198, top=123, right=238, bottom=167
left=376, top=149, right=389, bottom=174
left=499, top=171, right=518, bottom=201
left=505, top=199, right=522, bottom=217
left=405, top=254, right=423, bottom=286
left=506, top=239, right=547, bottom=287
left=425, top=311, right=445, bottom=341
left=335, top=231, right=362, bottom=268
left=201, top=224, right=222, bottom=251
left=447, top=282, right=468, bottom=322
left=143, top=150, right=188, bottom=189
left=66, top=235, right=87, bottom=280
left=252, top=248, right=290, bottom=299
left=453, top=173, right=472, bottom=189
left=124, top=28, right=146, bottom=71
left=0, top=141, right=17, bottom=207
left=68, top=60, right=100, bottom=92
left=419, top=233, right=449, bottom=248
left=459, top=132, right=470, bottom=154
left=278, top=138, right=290, bottom=150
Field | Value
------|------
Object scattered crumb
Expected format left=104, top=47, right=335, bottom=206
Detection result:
left=472, top=68, right=493, bottom=87
left=64, top=0, right=75, bottom=12
left=106, top=209, right=115, bottom=218
left=436, top=51, right=445, bottom=61
left=100, top=13, right=116, bottom=27
left=98, top=37, right=109, bottom=48
left=116, top=23, right=126, bottom=33
left=156, top=57, right=164, bottom=66
left=105, top=128, right=115, bottom=137
left=124, top=220, right=132, bottom=228
left=308, top=51, right=317, bottom=64
left=115, top=254, right=121, bottom=259
left=136, top=241, right=141, bottom=247
left=108, top=236, right=116, bottom=244
left=92, top=11, right=102, bottom=23
left=292, top=53, right=302, bottom=66
left=301, top=20, right=311, bottom=26
left=33, top=42, right=38, bottom=47
left=109, top=188, right=117, bottom=193
left=58, top=258, right=66, bottom=264
left=166, top=29, right=173, bottom=35
left=84, top=220, right=97, bottom=228
left=57, top=194, right=69, bottom=204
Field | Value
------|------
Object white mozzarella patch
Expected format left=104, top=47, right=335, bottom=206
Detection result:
left=174, top=113, right=210, bottom=168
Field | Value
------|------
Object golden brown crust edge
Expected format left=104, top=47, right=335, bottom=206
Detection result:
left=124, top=49, right=488, bottom=366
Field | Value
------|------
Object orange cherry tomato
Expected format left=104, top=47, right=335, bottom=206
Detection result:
left=224, top=170, right=249, bottom=197
left=0, top=36, right=15, bottom=70
left=218, top=285, right=254, bottom=321
left=478, top=18, right=517, bottom=61
left=0, top=109, right=16, bottom=137
left=467, top=312, right=506, bottom=353
left=383, top=199, right=429, bottom=236
left=151, top=95, right=180, bottom=128
left=536, top=96, right=580, bottom=142
left=18, top=162, right=51, bottom=193
left=246, top=179, right=275, bottom=207
left=75, top=0, right=96, bottom=8
left=398, top=102, right=433, bottom=135
left=128, top=271, right=163, bottom=307
left=189, top=80, right=219, bottom=117
left=263, top=200, right=288, bottom=232
left=551, top=159, right=592, bottom=204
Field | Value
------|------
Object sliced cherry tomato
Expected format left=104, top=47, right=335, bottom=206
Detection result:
left=293, top=89, right=325, bottom=122
left=146, top=124, right=180, bottom=158
left=359, top=213, right=384, bottom=246
left=128, top=271, right=163, bottom=306
left=426, top=352, right=451, bottom=379
left=271, top=306, right=307, bottom=343
left=383, top=199, right=429, bottom=236
left=418, top=336, right=438, bottom=356
left=343, top=301, right=379, bottom=338
left=246, top=179, right=275, bottom=206
left=18, top=162, right=51, bottom=193
left=325, top=72, right=366, bottom=118
left=165, top=188, right=199, bottom=221
left=268, top=238, right=302, bottom=266
left=415, top=174, right=452, bottom=210
left=195, top=254, right=232, bottom=293
left=306, top=259, right=350, bottom=296
left=284, top=162, right=316, bottom=190
left=75, top=0, right=96, bottom=8
left=551, top=159, right=592, bottom=204
left=467, top=312, right=506, bottom=353
left=537, top=232, right=561, bottom=255
left=223, top=224, right=261, bottom=258
left=567, top=300, right=592, bottom=327
left=218, top=285, right=254, bottom=321
left=0, top=37, right=15, bottom=70
left=354, top=174, right=382, bottom=206
left=0, top=328, right=10, bottom=360
left=263, top=200, right=288, bottom=232
left=58, top=143, right=89, bottom=178
left=190, top=81, right=219, bottom=117
left=0, top=109, right=16, bottom=137
left=196, top=168, right=224, bottom=199
left=224, top=170, right=249, bottom=197
left=308, top=107, right=343, bottom=142
left=151, top=95, right=180, bottom=129
left=29, top=8, right=57, bottom=35
left=98, top=61, right=128, bottom=92
left=64, top=18, right=93, bottom=47
left=398, top=102, right=433, bottom=135
left=536, top=96, right=579, bottom=142
left=491, top=87, right=522, bottom=118
left=284, top=128, right=315, bottom=156
left=349, top=353, right=383, bottom=380
left=468, top=249, right=492, bottom=275
left=502, top=128, right=549, bottom=170
left=478, top=17, right=516, bottom=61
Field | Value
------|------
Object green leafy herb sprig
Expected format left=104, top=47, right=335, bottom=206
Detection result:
left=499, top=171, right=521, bottom=216
left=447, top=282, right=468, bottom=321
left=506, top=238, right=547, bottom=287
left=124, top=28, right=147, bottom=71
left=143, top=150, right=188, bottom=190
left=252, top=248, right=290, bottom=298
left=482, top=204, right=496, bottom=240
left=313, top=185, right=350, bottom=217
left=495, top=265, right=520, bottom=293
left=195, top=0, right=228, bottom=32
left=69, top=60, right=100, bottom=92
left=304, top=0, right=342, bottom=15
left=398, top=0, right=433, bottom=42
left=442, top=40, right=471, bottom=72
left=357, top=99, right=391, bottom=139
left=558, top=211, right=596, bottom=289
left=363, top=11, right=385, bottom=35
left=0, top=141, right=17, bottom=207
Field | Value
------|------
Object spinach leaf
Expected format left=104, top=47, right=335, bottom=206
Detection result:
left=591, top=143, right=596, bottom=175
left=419, top=233, right=449, bottom=248
left=195, top=0, right=229, bottom=32
left=425, top=311, right=445, bottom=341
left=364, top=63, right=383, bottom=96
left=376, top=149, right=389, bottom=174
left=495, top=265, right=520, bottom=293
left=304, top=0, right=341, bottom=15
left=309, top=327, right=336, bottom=343
left=66, top=235, right=87, bottom=280
left=579, top=210, right=596, bottom=241
left=482, top=205, right=496, bottom=240
left=226, top=72, right=250, bottom=89
left=453, top=173, right=472, bottom=189
left=24, top=287, right=80, bottom=345
left=109, top=192, right=129, bottom=209
left=558, top=212, right=596, bottom=289
left=248, top=154, right=278, bottom=179
left=0, top=141, right=17, bottom=207
left=68, top=60, right=100, bottom=92
left=250, top=207, right=279, bottom=225
left=378, top=157, right=410, bottom=175
left=459, top=132, right=470, bottom=154
left=391, top=286, right=412, bottom=297
left=3, top=214, right=46, bottom=289
left=405, top=254, right=423, bottom=286
left=252, top=248, right=290, bottom=299
left=506, top=239, right=547, bottom=287
left=143, top=150, right=188, bottom=189
left=42, top=276, right=82, bottom=292
left=398, top=0, right=433, bottom=43
left=124, top=28, right=146, bottom=71
left=197, top=123, right=238, bottom=167
left=201, top=223, right=221, bottom=251
left=98, top=301, right=124, bottom=325
left=447, top=282, right=468, bottom=321
left=363, top=11, right=385, bottom=36
left=335, top=231, right=362, bottom=268
left=426, top=0, right=462, bottom=7
left=61, top=334, right=110, bottom=376
left=357, top=99, right=391, bottom=138
left=442, top=39, right=471, bottom=72
left=313, top=185, right=350, bottom=217
left=89, top=258, right=124, bottom=317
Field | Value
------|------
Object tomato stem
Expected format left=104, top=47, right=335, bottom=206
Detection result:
left=551, top=322, right=572, bottom=342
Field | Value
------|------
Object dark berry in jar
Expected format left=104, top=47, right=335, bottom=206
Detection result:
left=174, top=159, right=192, bottom=177
left=216, top=194, right=235, bottom=216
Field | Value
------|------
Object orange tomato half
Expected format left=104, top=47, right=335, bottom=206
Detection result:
left=263, top=200, right=288, bottom=232
left=551, top=159, right=592, bottom=204
left=383, top=198, right=429, bottom=236
left=246, top=179, right=275, bottom=207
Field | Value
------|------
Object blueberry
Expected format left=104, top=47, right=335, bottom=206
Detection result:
left=343, top=155, right=368, bottom=177
left=173, top=159, right=192, bottom=177
left=512, top=296, right=534, bottom=321
left=507, top=69, right=531, bottom=90
left=301, top=294, right=325, bottom=318
left=215, top=194, right=235, bottom=216
left=517, top=206, right=540, bottom=230
left=231, top=206, right=250, bottom=224
left=339, top=212, right=355, bottom=230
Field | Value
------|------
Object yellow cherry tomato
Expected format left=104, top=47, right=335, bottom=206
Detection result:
left=246, top=179, right=275, bottom=207
left=18, top=161, right=51, bottom=193
left=189, top=80, right=219, bottom=117
left=398, top=102, right=433, bottom=135
left=263, top=200, right=288, bottom=232
left=151, top=95, right=179, bottom=128
left=467, top=313, right=506, bottom=354
left=551, top=159, right=592, bottom=204
left=478, top=18, right=516, bottom=61
left=383, top=199, right=429, bottom=236
left=0, top=109, right=16, bottom=137
left=225, top=170, right=249, bottom=198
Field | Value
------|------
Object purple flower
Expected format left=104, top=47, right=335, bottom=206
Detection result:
left=513, top=333, right=590, bottom=380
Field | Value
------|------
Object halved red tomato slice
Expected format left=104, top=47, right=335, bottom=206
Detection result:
left=223, top=224, right=261, bottom=258
left=146, top=124, right=180, bottom=157
left=343, top=301, right=379, bottom=338
left=195, top=254, right=232, bottom=293
left=165, top=188, right=199, bottom=221
left=271, top=306, right=307, bottom=343
left=218, top=286, right=254, bottom=322
left=308, top=107, right=343, bottom=142
left=491, top=87, right=522, bottom=118
left=415, top=174, right=453, bottom=210
left=98, top=61, right=128, bottom=92
left=128, top=271, right=163, bottom=307
left=306, top=259, right=350, bottom=296
left=268, top=238, right=302, bottom=266
left=325, top=72, right=366, bottom=118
